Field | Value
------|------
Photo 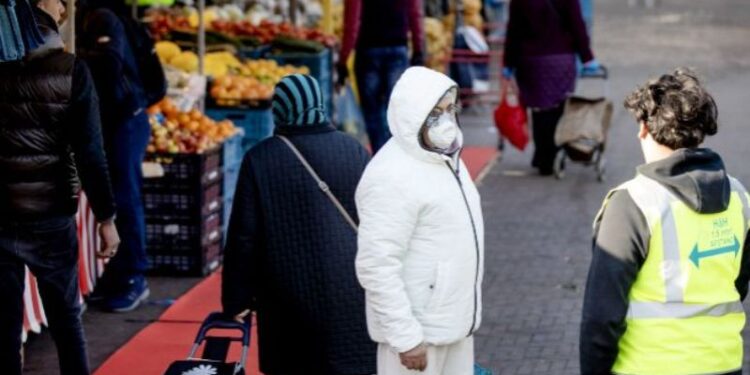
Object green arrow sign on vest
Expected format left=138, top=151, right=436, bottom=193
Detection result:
left=689, top=236, right=741, bottom=268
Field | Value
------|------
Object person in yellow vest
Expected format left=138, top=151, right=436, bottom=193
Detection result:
left=580, top=68, right=750, bottom=375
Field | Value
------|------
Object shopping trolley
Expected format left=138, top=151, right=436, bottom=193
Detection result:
left=163, top=312, right=251, bottom=375
left=553, top=66, right=613, bottom=182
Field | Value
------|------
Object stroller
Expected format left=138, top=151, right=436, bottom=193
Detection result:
left=553, top=66, right=613, bottom=181
left=164, top=312, right=251, bottom=375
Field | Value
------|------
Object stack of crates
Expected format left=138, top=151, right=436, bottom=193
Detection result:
left=143, top=148, right=224, bottom=276
left=221, top=134, right=244, bottom=237
left=205, top=106, right=275, bottom=153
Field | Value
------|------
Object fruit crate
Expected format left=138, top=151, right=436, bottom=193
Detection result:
left=146, top=213, right=223, bottom=276
left=205, top=107, right=274, bottom=152
left=143, top=147, right=223, bottom=190
left=144, top=181, right=223, bottom=221
left=267, top=48, right=333, bottom=117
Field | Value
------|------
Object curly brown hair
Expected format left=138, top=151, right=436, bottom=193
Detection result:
left=624, top=68, right=718, bottom=149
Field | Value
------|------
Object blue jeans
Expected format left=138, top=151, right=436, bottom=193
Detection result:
left=101, top=112, right=150, bottom=288
left=0, top=217, right=89, bottom=375
left=355, top=46, right=409, bottom=153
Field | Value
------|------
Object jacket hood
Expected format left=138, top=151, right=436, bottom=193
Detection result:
left=25, top=8, right=64, bottom=60
left=638, top=148, right=730, bottom=214
left=387, top=67, right=460, bottom=163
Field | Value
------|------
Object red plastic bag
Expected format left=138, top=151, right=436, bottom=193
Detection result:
left=494, top=80, right=529, bottom=150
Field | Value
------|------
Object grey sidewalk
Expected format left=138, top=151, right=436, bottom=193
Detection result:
left=470, top=1, right=750, bottom=374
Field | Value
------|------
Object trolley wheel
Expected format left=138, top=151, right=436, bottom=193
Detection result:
left=596, top=156, right=607, bottom=182
left=554, top=150, right=566, bottom=180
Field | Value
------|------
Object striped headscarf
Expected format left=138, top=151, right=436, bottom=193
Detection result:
left=272, top=74, right=328, bottom=127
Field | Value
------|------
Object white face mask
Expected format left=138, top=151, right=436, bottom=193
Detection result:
left=427, top=113, right=459, bottom=150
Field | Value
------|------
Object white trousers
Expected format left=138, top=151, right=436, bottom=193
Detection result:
left=377, top=337, right=474, bottom=375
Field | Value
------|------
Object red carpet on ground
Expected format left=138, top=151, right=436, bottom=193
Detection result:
left=94, top=147, right=497, bottom=375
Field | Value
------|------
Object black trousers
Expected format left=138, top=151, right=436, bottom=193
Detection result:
left=0, top=217, right=90, bottom=375
left=531, top=103, right=565, bottom=174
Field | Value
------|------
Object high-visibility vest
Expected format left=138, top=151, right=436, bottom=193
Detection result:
left=599, top=174, right=750, bottom=375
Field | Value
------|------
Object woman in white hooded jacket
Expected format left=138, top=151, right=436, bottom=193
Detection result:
left=355, top=67, right=485, bottom=375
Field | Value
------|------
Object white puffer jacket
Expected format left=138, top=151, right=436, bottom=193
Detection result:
left=355, top=67, right=485, bottom=353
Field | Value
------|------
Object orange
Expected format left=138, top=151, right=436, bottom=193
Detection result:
left=178, top=114, right=191, bottom=126
left=187, top=121, right=200, bottom=132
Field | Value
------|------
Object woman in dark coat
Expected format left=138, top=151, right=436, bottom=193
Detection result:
left=222, top=74, right=376, bottom=375
left=503, top=0, right=599, bottom=175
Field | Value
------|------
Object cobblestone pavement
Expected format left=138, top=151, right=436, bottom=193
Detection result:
left=466, top=1, right=750, bottom=374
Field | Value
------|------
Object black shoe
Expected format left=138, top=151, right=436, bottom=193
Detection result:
left=539, top=167, right=554, bottom=176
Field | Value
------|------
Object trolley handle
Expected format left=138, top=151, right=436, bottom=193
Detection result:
left=193, top=312, right=251, bottom=346
left=580, top=65, right=608, bottom=80
left=187, top=312, right=252, bottom=371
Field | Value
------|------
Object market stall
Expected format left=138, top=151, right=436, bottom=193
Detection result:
left=138, top=1, right=340, bottom=277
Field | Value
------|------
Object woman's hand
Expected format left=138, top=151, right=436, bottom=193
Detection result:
left=399, top=343, right=428, bottom=371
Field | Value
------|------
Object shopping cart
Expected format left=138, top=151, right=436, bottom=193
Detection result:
left=163, top=312, right=250, bottom=375
left=553, top=66, right=613, bottom=182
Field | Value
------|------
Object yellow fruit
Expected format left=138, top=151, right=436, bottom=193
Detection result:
left=155, top=41, right=181, bottom=63
left=205, top=60, right=228, bottom=78
left=170, top=51, right=199, bottom=73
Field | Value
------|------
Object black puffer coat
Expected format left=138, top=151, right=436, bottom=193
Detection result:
left=222, top=125, right=376, bottom=375
left=0, top=9, right=115, bottom=222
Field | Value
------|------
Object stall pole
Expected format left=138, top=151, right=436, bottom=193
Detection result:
left=290, top=0, right=298, bottom=26
left=321, top=0, right=332, bottom=33
left=198, top=0, right=206, bottom=75
left=132, top=0, right=138, bottom=20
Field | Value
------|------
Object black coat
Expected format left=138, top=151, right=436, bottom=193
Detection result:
left=0, top=9, right=115, bottom=222
left=222, top=124, right=376, bottom=375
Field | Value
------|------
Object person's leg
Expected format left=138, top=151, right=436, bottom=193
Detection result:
left=0, top=227, right=26, bottom=375
left=531, top=104, right=565, bottom=175
left=22, top=217, right=90, bottom=375
left=100, top=113, right=151, bottom=311
left=378, top=46, right=410, bottom=145
left=441, top=337, right=474, bottom=375
left=355, top=48, right=388, bottom=153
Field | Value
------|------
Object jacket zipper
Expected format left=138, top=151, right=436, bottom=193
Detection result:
left=445, top=161, right=481, bottom=337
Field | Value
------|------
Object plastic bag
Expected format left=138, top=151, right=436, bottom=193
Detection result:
left=335, top=84, right=369, bottom=146
left=493, top=79, right=529, bottom=150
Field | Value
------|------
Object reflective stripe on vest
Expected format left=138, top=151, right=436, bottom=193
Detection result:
left=611, top=174, right=747, bottom=375
left=729, top=177, right=750, bottom=232
left=628, top=300, right=744, bottom=319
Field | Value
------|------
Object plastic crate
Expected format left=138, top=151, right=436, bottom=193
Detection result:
left=144, top=147, right=222, bottom=190
left=148, top=241, right=222, bottom=277
left=144, top=182, right=222, bottom=221
left=222, top=133, right=244, bottom=170
left=268, top=48, right=333, bottom=118
left=205, top=107, right=274, bottom=152
left=146, top=213, right=223, bottom=276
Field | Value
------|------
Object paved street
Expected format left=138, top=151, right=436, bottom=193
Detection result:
left=470, top=0, right=750, bottom=374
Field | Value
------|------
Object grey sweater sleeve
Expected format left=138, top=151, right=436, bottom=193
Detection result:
left=580, top=190, right=649, bottom=375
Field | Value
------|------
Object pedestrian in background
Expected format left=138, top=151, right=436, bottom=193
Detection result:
left=222, top=75, right=376, bottom=375
left=337, top=0, right=426, bottom=154
left=356, top=67, right=484, bottom=375
left=79, top=1, right=152, bottom=313
left=0, top=1, right=120, bottom=374
left=581, top=68, right=750, bottom=375
left=503, top=0, right=599, bottom=175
